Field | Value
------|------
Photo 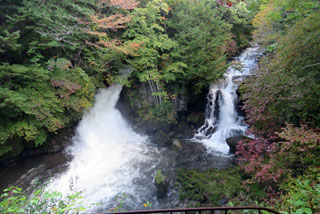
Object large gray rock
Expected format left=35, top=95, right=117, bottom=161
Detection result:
left=153, top=130, right=171, bottom=147
left=172, top=139, right=183, bottom=150
left=125, top=82, right=155, bottom=110
left=226, top=135, right=252, bottom=153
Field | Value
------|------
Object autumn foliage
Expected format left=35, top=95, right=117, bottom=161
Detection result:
left=100, top=0, right=138, bottom=10
left=86, top=0, right=140, bottom=55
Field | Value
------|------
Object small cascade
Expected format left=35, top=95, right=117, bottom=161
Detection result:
left=193, top=47, right=262, bottom=154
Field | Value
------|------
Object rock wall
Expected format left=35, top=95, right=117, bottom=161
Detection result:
left=116, top=81, right=207, bottom=147
left=0, top=125, right=75, bottom=166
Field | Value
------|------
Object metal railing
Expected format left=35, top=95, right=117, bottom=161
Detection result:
left=103, top=206, right=280, bottom=214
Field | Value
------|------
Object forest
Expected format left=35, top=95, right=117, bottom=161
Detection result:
left=0, top=0, right=319, bottom=213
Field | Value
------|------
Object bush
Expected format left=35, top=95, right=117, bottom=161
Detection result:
left=0, top=186, right=88, bottom=214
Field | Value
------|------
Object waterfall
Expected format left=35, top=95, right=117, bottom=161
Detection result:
left=44, top=48, right=261, bottom=211
left=47, top=85, right=161, bottom=211
left=193, top=47, right=262, bottom=154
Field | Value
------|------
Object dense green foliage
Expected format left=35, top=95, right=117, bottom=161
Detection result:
left=0, top=0, right=95, bottom=156
left=242, top=12, right=320, bottom=132
left=0, top=186, right=87, bottom=213
left=0, top=64, right=95, bottom=156
left=126, top=0, right=253, bottom=93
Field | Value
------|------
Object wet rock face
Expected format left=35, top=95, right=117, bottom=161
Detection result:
left=117, top=82, right=190, bottom=119
left=124, top=82, right=155, bottom=110
left=171, top=85, right=188, bottom=112
left=0, top=125, right=75, bottom=167
left=42, top=126, right=75, bottom=153
left=153, top=131, right=171, bottom=147
left=226, top=135, right=252, bottom=153
left=186, top=112, right=205, bottom=127
left=0, top=137, right=24, bottom=166
left=116, top=81, right=207, bottom=147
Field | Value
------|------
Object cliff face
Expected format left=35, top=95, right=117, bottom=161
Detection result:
left=0, top=124, right=75, bottom=167
left=116, top=81, right=207, bottom=146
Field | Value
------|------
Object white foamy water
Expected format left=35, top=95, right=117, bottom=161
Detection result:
left=193, top=47, right=262, bottom=154
left=47, top=85, right=160, bottom=210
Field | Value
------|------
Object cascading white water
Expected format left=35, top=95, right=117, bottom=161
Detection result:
left=47, top=85, right=161, bottom=210
left=193, top=47, right=261, bottom=154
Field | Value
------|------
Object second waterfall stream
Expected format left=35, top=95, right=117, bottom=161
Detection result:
left=193, top=47, right=261, bottom=154
left=47, top=46, right=261, bottom=211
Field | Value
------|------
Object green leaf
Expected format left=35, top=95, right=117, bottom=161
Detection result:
left=294, top=200, right=307, bottom=206
left=296, top=208, right=312, bottom=214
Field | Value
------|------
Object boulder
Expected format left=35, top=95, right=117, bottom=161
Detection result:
left=226, top=135, right=252, bottom=153
left=172, top=139, right=183, bottom=150
left=153, top=130, right=171, bottom=147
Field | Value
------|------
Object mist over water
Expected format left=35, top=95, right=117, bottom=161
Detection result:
left=193, top=47, right=262, bottom=154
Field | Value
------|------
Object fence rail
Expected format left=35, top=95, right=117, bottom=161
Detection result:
left=103, top=206, right=280, bottom=214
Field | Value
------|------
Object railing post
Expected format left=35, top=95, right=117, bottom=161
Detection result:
left=225, top=209, right=228, bottom=214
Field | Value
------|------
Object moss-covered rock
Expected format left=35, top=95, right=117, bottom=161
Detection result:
left=172, top=139, right=183, bottom=150
left=175, top=167, right=267, bottom=207
left=155, top=170, right=166, bottom=184
left=175, top=167, right=244, bottom=206
left=154, top=170, right=169, bottom=198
